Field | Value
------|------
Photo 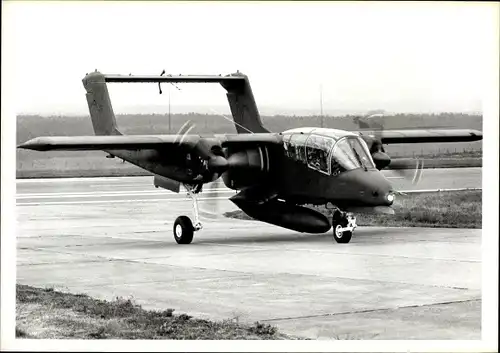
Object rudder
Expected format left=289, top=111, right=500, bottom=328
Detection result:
left=82, top=71, right=121, bottom=136
left=221, top=72, right=269, bottom=134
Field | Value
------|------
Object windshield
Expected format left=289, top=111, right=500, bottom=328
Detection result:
left=331, top=137, right=375, bottom=174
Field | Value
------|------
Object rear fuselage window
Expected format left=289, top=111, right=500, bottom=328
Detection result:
left=306, top=134, right=335, bottom=174
left=285, top=133, right=308, bottom=163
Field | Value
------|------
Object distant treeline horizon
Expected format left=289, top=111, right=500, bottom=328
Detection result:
left=16, top=112, right=483, bottom=143
left=16, top=111, right=483, bottom=177
left=16, top=111, right=482, bottom=119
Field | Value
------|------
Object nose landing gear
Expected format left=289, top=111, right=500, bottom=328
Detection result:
left=331, top=210, right=357, bottom=243
left=173, top=183, right=203, bottom=244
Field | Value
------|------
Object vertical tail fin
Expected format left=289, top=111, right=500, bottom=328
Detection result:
left=221, top=72, right=269, bottom=134
left=82, top=71, right=121, bottom=136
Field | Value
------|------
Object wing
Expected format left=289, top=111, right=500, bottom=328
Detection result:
left=17, top=133, right=282, bottom=151
left=18, top=135, right=197, bottom=151
left=355, top=129, right=482, bottom=144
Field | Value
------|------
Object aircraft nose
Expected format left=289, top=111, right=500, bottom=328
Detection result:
left=359, top=169, right=394, bottom=206
left=335, top=168, right=395, bottom=207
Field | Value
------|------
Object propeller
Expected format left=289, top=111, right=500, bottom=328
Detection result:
left=192, top=108, right=260, bottom=218
left=170, top=118, right=238, bottom=219
left=355, top=112, right=424, bottom=186
left=154, top=78, right=245, bottom=218
left=197, top=179, right=228, bottom=220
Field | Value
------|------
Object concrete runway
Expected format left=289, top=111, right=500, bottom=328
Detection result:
left=16, top=168, right=482, bottom=339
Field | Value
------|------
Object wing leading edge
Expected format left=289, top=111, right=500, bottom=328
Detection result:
left=356, top=129, right=482, bottom=144
left=19, top=128, right=482, bottom=151
left=17, top=133, right=282, bottom=152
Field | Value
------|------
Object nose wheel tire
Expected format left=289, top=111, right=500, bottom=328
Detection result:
left=173, top=216, right=194, bottom=244
left=331, top=211, right=355, bottom=243
left=333, top=223, right=353, bottom=243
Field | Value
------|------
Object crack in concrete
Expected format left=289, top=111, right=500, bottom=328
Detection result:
left=260, top=298, right=481, bottom=322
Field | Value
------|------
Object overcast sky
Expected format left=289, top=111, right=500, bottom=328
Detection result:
left=3, top=1, right=498, bottom=116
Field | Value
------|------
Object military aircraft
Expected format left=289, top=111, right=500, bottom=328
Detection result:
left=18, top=71, right=483, bottom=244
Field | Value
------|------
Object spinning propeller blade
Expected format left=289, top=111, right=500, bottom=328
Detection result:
left=171, top=118, right=229, bottom=218
left=390, top=159, right=425, bottom=185
left=174, top=120, right=196, bottom=144
left=198, top=180, right=227, bottom=219
left=355, top=112, right=425, bottom=186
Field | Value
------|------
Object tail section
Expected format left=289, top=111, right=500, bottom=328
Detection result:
left=221, top=72, right=269, bottom=134
left=82, top=71, right=121, bottom=136
left=81, top=70, right=268, bottom=135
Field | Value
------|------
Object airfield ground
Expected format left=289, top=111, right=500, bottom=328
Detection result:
left=14, top=169, right=482, bottom=340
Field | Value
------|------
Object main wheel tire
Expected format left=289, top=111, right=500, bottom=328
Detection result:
left=332, top=220, right=353, bottom=244
left=173, top=216, right=194, bottom=244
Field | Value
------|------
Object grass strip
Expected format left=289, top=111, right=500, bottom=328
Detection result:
left=16, top=285, right=296, bottom=340
left=224, top=190, right=482, bottom=229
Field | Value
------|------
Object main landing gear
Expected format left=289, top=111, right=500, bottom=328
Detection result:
left=173, top=184, right=203, bottom=245
left=331, top=209, right=357, bottom=243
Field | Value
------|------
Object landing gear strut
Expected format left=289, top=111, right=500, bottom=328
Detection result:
left=173, top=184, right=203, bottom=244
left=331, top=209, right=357, bottom=243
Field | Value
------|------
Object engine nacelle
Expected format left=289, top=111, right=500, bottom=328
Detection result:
left=371, top=151, right=391, bottom=170
left=230, top=195, right=331, bottom=234
left=154, top=174, right=180, bottom=193
left=360, top=135, right=392, bottom=170
left=222, top=147, right=270, bottom=189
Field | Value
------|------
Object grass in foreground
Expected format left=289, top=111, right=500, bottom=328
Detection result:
left=224, top=190, right=482, bottom=229
left=16, top=285, right=295, bottom=340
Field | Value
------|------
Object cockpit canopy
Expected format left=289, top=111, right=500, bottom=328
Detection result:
left=283, top=128, right=375, bottom=175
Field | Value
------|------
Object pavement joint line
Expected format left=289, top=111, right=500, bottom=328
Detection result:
left=16, top=197, right=230, bottom=206
left=16, top=189, right=234, bottom=198
left=113, top=257, right=252, bottom=275
left=262, top=272, right=476, bottom=291
left=73, top=275, right=256, bottom=289
left=203, top=242, right=481, bottom=263
left=15, top=249, right=478, bottom=291
left=18, top=241, right=480, bottom=264
left=101, top=257, right=477, bottom=292
left=259, top=298, right=482, bottom=323
left=17, top=244, right=479, bottom=291
left=18, top=246, right=124, bottom=263
left=17, top=259, right=110, bottom=267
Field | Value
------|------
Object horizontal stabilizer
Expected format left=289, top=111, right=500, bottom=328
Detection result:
left=95, top=71, right=268, bottom=134
left=105, top=74, right=245, bottom=84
